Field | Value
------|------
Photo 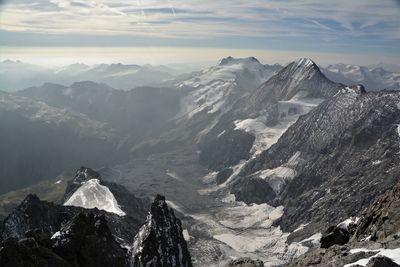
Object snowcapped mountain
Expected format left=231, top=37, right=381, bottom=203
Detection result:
left=175, top=56, right=281, bottom=120
left=197, top=58, right=341, bottom=172
left=322, top=63, right=400, bottom=91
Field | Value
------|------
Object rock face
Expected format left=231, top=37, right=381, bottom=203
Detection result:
left=320, top=226, right=350, bottom=248
left=286, top=178, right=400, bottom=266
left=0, top=193, right=144, bottom=245
left=1, top=167, right=149, bottom=244
left=1, top=191, right=192, bottom=267
left=0, top=235, right=72, bottom=267
left=353, top=178, right=400, bottom=242
left=366, top=256, right=400, bottom=267
left=230, top=177, right=276, bottom=204
left=130, top=195, right=192, bottom=267
left=51, top=213, right=129, bottom=267
left=0, top=213, right=129, bottom=267
left=240, top=88, right=400, bottom=237
left=0, top=167, right=148, bottom=245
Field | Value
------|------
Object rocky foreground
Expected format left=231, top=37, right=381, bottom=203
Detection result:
left=0, top=168, right=193, bottom=267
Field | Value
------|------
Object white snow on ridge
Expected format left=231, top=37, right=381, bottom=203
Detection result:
left=337, top=216, right=359, bottom=231
left=175, top=59, right=277, bottom=119
left=343, top=248, right=400, bottom=267
left=64, top=179, right=126, bottom=216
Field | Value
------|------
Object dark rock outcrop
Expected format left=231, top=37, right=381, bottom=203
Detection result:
left=0, top=236, right=72, bottom=267
left=231, top=177, right=276, bottom=204
left=51, top=213, right=129, bottom=267
left=0, top=212, right=129, bottom=267
left=1, top=193, right=145, bottom=245
left=320, top=226, right=349, bottom=248
left=366, top=256, right=400, bottom=267
left=130, top=194, right=192, bottom=267
left=353, top=178, right=400, bottom=242
left=216, top=168, right=233, bottom=184
left=225, top=257, right=264, bottom=267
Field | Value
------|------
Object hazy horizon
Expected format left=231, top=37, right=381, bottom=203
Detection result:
left=1, top=0, right=399, bottom=67
left=2, top=46, right=400, bottom=69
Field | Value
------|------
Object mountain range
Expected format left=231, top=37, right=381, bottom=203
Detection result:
left=0, top=60, right=198, bottom=91
left=1, top=57, right=400, bottom=266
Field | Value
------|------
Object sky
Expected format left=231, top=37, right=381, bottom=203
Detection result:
left=0, top=0, right=399, bottom=66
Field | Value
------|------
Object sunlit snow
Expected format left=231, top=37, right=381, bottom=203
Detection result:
left=64, top=179, right=126, bottom=216
left=343, top=248, right=400, bottom=267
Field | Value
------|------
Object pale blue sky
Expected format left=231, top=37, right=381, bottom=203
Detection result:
left=0, top=0, right=399, bottom=65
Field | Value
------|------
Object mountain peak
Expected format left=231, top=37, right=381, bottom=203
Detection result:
left=219, top=56, right=260, bottom=66
left=295, top=58, right=315, bottom=67
left=130, top=194, right=193, bottom=267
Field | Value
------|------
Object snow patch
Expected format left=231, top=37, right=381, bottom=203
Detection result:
left=300, top=233, right=322, bottom=245
left=166, top=171, right=183, bottom=181
left=344, top=248, right=400, bottom=267
left=64, top=179, right=126, bottom=216
left=372, top=160, right=383, bottom=165
left=182, top=229, right=191, bottom=241
left=337, top=217, right=359, bottom=231
left=293, top=223, right=309, bottom=233
left=51, top=231, right=62, bottom=239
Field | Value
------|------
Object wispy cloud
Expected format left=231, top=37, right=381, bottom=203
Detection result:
left=0, top=0, right=399, bottom=62
left=0, top=0, right=399, bottom=39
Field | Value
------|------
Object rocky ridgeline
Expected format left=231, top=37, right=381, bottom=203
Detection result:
left=131, top=195, right=192, bottom=267
left=285, top=177, right=400, bottom=267
left=0, top=168, right=193, bottom=267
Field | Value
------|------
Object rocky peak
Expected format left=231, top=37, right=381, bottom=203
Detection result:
left=130, top=194, right=192, bottom=267
left=219, top=56, right=261, bottom=66
left=73, top=166, right=101, bottom=184
left=246, top=57, right=340, bottom=108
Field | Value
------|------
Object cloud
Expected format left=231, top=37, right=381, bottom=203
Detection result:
left=0, top=0, right=398, bottom=39
left=0, top=0, right=399, bottom=65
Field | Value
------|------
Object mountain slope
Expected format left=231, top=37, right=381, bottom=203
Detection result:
left=198, top=58, right=342, bottom=172
left=239, top=87, right=400, bottom=239
left=17, top=81, right=181, bottom=140
left=0, top=92, right=119, bottom=194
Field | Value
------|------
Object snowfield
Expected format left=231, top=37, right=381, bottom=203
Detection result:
left=64, top=179, right=126, bottom=216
